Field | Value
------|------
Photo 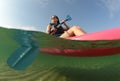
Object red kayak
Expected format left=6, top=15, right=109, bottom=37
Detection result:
left=40, top=27, right=120, bottom=57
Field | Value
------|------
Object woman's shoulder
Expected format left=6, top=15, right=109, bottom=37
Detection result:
left=47, top=24, right=52, bottom=28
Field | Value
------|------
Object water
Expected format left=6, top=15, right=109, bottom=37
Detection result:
left=0, top=27, right=120, bottom=81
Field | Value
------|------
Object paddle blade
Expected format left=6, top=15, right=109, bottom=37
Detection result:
left=65, top=15, right=72, bottom=21
left=7, top=47, right=39, bottom=70
left=7, top=30, right=39, bottom=70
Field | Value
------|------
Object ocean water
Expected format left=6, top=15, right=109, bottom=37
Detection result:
left=0, top=27, right=120, bottom=81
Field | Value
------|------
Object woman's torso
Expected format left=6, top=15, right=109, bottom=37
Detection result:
left=50, top=23, right=65, bottom=36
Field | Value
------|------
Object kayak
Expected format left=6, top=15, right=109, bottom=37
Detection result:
left=40, top=27, right=120, bottom=57
left=0, top=26, right=120, bottom=81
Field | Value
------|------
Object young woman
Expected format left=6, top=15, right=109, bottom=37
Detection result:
left=46, top=15, right=86, bottom=38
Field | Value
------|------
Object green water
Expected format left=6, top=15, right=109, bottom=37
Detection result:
left=0, top=27, right=120, bottom=81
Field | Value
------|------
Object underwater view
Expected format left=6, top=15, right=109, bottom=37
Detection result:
left=0, top=27, right=120, bottom=81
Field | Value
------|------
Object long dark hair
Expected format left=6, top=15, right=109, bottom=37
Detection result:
left=52, top=15, right=60, bottom=25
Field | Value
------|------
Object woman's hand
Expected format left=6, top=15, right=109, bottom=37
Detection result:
left=61, top=20, right=66, bottom=24
left=61, top=20, right=70, bottom=31
left=50, top=27, right=57, bottom=35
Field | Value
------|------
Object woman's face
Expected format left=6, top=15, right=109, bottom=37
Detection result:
left=51, top=16, right=58, bottom=23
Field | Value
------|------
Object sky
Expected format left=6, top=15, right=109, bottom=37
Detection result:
left=0, top=0, right=120, bottom=33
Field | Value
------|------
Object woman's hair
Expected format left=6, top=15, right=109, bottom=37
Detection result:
left=51, top=15, right=60, bottom=24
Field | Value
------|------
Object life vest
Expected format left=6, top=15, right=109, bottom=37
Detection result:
left=49, top=23, right=65, bottom=37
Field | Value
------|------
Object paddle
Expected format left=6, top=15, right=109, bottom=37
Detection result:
left=56, top=15, right=72, bottom=28
left=7, top=30, right=39, bottom=70
left=7, top=15, right=71, bottom=70
left=50, top=15, right=72, bottom=36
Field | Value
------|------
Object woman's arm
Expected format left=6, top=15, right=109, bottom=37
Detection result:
left=63, top=22, right=70, bottom=31
left=46, top=24, right=57, bottom=35
left=46, top=24, right=51, bottom=34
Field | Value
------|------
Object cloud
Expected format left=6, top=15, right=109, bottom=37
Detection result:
left=100, top=0, right=120, bottom=17
left=0, top=25, right=38, bottom=31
